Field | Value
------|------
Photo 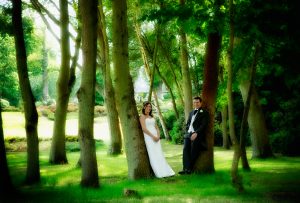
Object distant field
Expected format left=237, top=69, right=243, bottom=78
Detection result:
left=2, top=112, right=110, bottom=142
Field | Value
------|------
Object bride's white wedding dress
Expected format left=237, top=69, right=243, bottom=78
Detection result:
left=143, top=117, right=175, bottom=178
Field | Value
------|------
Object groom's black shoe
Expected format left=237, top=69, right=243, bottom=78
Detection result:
left=178, top=169, right=192, bottom=175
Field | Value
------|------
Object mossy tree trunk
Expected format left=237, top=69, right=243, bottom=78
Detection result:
left=98, top=0, right=122, bottom=155
left=112, top=0, right=152, bottom=180
left=0, top=105, right=14, bottom=195
left=77, top=0, right=99, bottom=188
left=12, top=0, right=40, bottom=184
left=49, top=0, right=71, bottom=164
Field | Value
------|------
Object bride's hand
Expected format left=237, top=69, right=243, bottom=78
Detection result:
left=152, top=136, right=160, bottom=142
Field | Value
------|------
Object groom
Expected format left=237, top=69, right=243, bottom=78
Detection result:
left=179, top=96, right=209, bottom=175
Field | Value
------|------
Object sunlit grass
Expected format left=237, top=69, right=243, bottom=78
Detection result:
left=2, top=112, right=110, bottom=141
left=3, top=112, right=300, bottom=202
left=5, top=140, right=300, bottom=202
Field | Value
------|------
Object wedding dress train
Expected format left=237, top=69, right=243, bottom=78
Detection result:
left=143, top=117, right=175, bottom=178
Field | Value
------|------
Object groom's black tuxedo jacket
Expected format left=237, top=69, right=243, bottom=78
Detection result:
left=184, top=108, right=209, bottom=149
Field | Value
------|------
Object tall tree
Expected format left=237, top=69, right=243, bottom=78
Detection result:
left=179, top=0, right=193, bottom=121
left=49, top=0, right=71, bottom=164
left=77, top=0, right=99, bottom=187
left=0, top=105, right=14, bottom=196
left=194, top=32, right=221, bottom=173
left=12, top=0, right=40, bottom=184
left=98, top=0, right=122, bottom=155
left=239, top=63, right=272, bottom=159
left=226, top=0, right=243, bottom=191
left=112, top=0, right=152, bottom=179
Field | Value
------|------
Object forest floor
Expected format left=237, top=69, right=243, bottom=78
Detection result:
left=2, top=112, right=300, bottom=202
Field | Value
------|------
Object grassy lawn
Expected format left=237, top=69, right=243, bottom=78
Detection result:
left=4, top=140, right=300, bottom=203
left=3, top=112, right=300, bottom=202
left=2, top=112, right=110, bottom=142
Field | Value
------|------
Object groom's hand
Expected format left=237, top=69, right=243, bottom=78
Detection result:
left=190, top=132, right=197, bottom=141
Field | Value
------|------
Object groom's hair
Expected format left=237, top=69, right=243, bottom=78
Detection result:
left=142, top=101, right=153, bottom=117
left=193, top=96, right=202, bottom=102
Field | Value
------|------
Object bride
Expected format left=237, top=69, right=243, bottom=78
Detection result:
left=139, top=101, right=175, bottom=178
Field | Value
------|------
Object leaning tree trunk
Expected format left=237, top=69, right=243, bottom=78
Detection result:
left=134, top=20, right=179, bottom=119
left=12, top=0, right=40, bottom=184
left=98, top=0, right=122, bottom=155
left=49, top=0, right=71, bottom=164
left=0, top=105, right=14, bottom=195
left=179, top=0, right=193, bottom=121
left=77, top=0, right=99, bottom=188
left=194, top=32, right=221, bottom=173
left=239, top=71, right=272, bottom=159
left=158, top=38, right=184, bottom=105
left=112, top=0, right=152, bottom=180
left=153, top=91, right=170, bottom=140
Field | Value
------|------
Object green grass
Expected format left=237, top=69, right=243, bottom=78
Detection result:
left=2, top=112, right=110, bottom=142
left=3, top=112, right=300, bottom=202
left=5, top=141, right=300, bottom=203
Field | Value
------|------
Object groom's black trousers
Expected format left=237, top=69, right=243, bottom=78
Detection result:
left=183, top=136, right=202, bottom=171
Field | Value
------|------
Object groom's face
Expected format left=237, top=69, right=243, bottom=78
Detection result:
left=193, top=99, right=202, bottom=109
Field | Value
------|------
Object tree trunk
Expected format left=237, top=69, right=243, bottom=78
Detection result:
left=155, top=66, right=179, bottom=119
left=239, top=71, right=272, bottom=159
left=41, top=28, right=49, bottom=103
left=158, top=39, right=184, bottom=105
left=239, top=43, right=262, bottom=171
left=112, top=0, right=152, bottom=180
left=221, top=105, right=230, bottom=149
left=0, top=105, right=14, bottom=195
left=179, top=0, right=193, bottom=121
left=12, top=0, right=40, bottom=184
left=153, top=92, right=170, bottom=140
left=77, top=0, right=99, bottom=188
left=49, top=0, right=71, bottom=164
left=194, top=33, right=221, bottom=173
left=159, top=37, right=184, bottom=104
left=147, top=26, right=159, bottom=102
left=226, top=0, right=243, bottom=191
left=98, top=0, right=122, bottom=155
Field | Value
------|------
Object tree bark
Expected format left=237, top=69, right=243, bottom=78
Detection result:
left=112, top=0, right=152, bottom=180
left=12, top=0, right=40, bottom=184
left=153, top=92, right=170, bottom=140
left=0, top=105, right=14, bottom=195
left=194, top=33, right=221, bottom=173
left=77, top=0, right=99, bottom=188
left=41, top=28, right=49, bottom=103
left=98, top=0, right=122, bottom=155
left=226, top=0, right=243, bottom=191
left=221, top=105, right=230, bottom=149
left=239, top=69, right=272, bottom=158
left=49, top=0, right=70, bottom=164
left=179, top=0, right=193, bottom=121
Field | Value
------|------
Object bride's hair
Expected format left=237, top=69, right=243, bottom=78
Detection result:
left=142, top=101, right=153, bottom=117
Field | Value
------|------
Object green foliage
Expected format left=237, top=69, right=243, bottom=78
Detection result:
left=169, top=115, right=185, bottom=144
left=0, top=34, right=20, bottom=106
left=163, top=106, right=185, bottom=144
